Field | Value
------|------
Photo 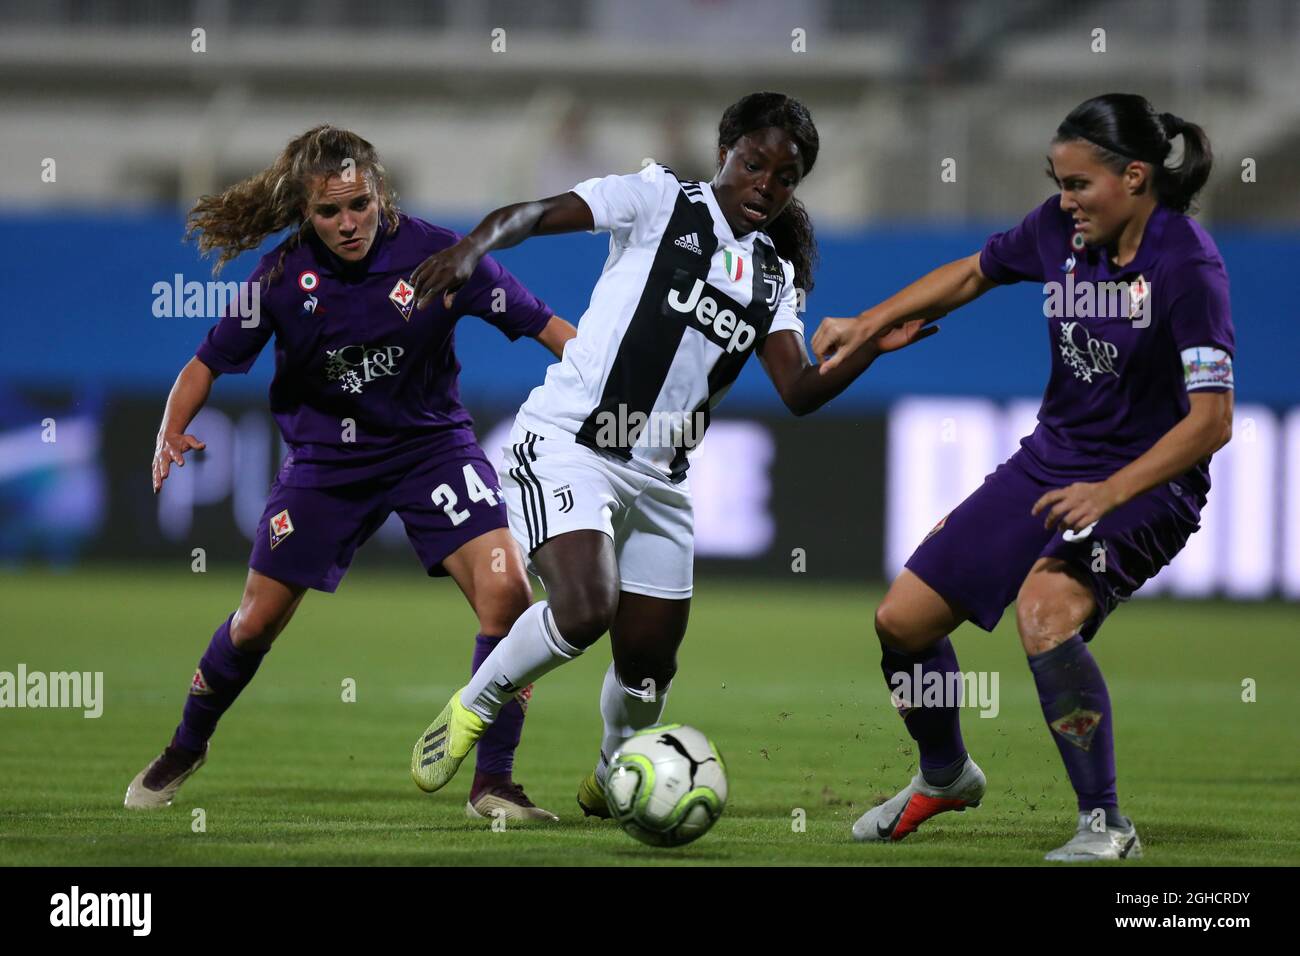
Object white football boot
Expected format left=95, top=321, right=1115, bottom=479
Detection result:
left=852, top=757, right=986, bottom=842
left=465, top=776, right=560, bottom=823
left=1044, top=812, right=1143, bottom=862
left=124, top=744, right=208, bottom=810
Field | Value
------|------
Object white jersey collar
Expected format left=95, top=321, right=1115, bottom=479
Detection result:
left=702, top=181, right=757, bottom=251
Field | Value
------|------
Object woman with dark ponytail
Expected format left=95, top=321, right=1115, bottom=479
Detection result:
left=815, top=93, right=1235, bottom=861
left=403, top=92, right=934, bottom=813
left=1054, top=93, right=1214, bottom=215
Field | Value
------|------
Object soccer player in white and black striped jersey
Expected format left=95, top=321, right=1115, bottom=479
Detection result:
left=406, top=93, right=936, bottom=813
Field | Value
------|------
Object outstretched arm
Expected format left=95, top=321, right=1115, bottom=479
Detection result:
left=412, top=193, right=595, bottom=311
left=811, top=252, right=995, bottom=374
left=536, top=315, right=578, bottom=358
left=760, top=318, right=939, bottom=417
left=1033, top=391, right=1234, bottom=532
left=153, top=357, right=218, bottom=493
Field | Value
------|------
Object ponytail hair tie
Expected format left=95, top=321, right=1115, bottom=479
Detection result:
left=1160, top=112, right=1186, bottom=138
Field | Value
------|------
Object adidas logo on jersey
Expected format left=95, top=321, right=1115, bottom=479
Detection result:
left=666, top=277, right=758, bottom=354
left=674, top=232, right=703, bottom=255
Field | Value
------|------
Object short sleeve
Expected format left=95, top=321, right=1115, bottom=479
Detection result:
left=979, top=198, right=1054, bottom=285
left=194, top=263, right=275, bottom=374
left=1167, top=258, right=1235, bottom=356
left=571, top=166, right=671, bottom=245
left=768, top=259, right=804, bottom=338
left=456, top=252, right=553, bottom=341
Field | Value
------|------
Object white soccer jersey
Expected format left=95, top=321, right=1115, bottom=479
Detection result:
left=515, top=164, right=804, bottom=481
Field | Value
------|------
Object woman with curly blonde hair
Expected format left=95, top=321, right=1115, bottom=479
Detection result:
left=126, top=125, right=575, bottom=822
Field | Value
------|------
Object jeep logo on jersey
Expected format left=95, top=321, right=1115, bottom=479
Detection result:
left=665, top=277, right=758, bottom=354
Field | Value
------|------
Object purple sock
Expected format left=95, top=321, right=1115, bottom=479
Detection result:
left=880, top=636, right=968, bottom=782
left=472, top=633, right=527, bottom=777
left=1028, top=634, right=1120, bottom=821
left=172, top=615, right=267, bottom=754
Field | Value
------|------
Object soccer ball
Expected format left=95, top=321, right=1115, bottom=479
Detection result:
left=605, top=723, right=728, bottom=847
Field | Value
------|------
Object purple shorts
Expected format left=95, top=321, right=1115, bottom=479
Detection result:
left=249, top=447, right=507, bottom=592
left=905, top=450, right=1204, bottom=640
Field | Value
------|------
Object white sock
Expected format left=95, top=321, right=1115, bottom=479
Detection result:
left=460, top=601, right=582, bottom=721
left=596, top=662, right=670, bottom=783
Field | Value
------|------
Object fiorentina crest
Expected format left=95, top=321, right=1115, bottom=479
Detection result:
left=189, top=668, right=213, bottom=696
left=1128, top=274, right=1151, bottom=321
left=922, top=512, right=949, bottom=544
left=269, top=509, right=294, bottom=549
left=389, top=278, right=416, bottom=320
left=889, top=686, right=913, bottom=719
left=1050, top=707, right=1103, bottom=751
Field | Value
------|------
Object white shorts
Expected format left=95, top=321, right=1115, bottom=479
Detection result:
left=500, top=422, right=694, bottom=600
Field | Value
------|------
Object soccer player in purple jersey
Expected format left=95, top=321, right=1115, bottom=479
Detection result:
left=814, top=94, right=1234, bottom=860
left=124, top=126, right=577, bottom=822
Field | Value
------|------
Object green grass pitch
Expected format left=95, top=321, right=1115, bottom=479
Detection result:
left=1, top=567, right=1297, bottom=866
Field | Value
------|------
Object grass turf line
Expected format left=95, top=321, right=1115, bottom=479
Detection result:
left=1, top=567, right=1297, bottom=866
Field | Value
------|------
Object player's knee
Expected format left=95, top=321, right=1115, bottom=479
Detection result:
left=616, top=655, right=677, bottom=693
left=474, top=570, right=534, bottom=636
left=1016, top=608, right=1063, bottom=656
left=230, top=606, right=285, bottom=652
left=874, top=600, right=931, bottom=654
left=873, top=603, right=899, bottom=645
left=550, top=589, right=618, bottom=648
left=1015, top=583, right=1078, bottom=655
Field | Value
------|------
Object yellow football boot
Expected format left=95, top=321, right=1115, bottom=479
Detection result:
left=577, top=770, right=611, bottom=819
left=411, top=688, right=486, bottom=793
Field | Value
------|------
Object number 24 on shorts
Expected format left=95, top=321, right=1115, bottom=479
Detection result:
left=430, top=464, right=500, bottom=526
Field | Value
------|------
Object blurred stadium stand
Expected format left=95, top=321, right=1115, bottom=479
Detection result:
left=2, top=0, right=1300, bottom=222
left=2, top=0, right=1297, bottom=595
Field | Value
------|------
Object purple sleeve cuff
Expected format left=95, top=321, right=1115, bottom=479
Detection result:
left=978, top=198, right=1054, bottom=285
left=464, top=253, right=556, bottom=340
left=193, top=261, right=274, bottom=373
left=491, top=302, right=553, bottom=341
left=978, top=246, right=1020, bottom=285
left=1169, top=262, right=1235, bottom=357
left=195, top=320, right=266, bottom=374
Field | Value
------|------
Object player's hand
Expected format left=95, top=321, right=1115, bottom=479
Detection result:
left=152, top=432, right=206, bottom=494
left=1031, top=481, right=1122, bottom=533
left=411, top=239, right=483, bottom=311
left=872, top=317, right=940, bottom=355
left=813, top=315, right=936, bottom=373
left=812, top=316, right=876, bottom=374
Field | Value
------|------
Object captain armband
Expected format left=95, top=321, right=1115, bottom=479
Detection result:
left=1181, top=346, right=1234, bottom=391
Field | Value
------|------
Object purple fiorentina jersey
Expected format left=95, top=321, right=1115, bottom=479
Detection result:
left=980, top=197, right=1234, bottom=496
left=196, top=214, right=552, bottom=487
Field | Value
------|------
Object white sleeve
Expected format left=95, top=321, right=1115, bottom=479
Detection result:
left=768, top=258, right=804, bottom=337
left=571, top=166, right=670, bottom=245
